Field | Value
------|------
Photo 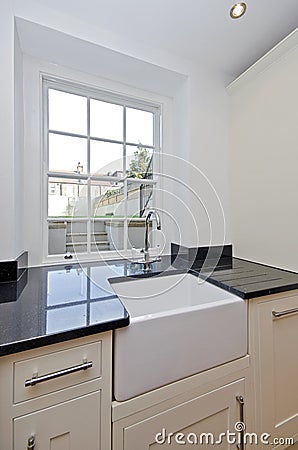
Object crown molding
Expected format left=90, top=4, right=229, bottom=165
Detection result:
left=227, top=27, right=298, bottom=93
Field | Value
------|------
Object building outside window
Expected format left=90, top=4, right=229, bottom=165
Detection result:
left=43, top=78, right=161, bottom=258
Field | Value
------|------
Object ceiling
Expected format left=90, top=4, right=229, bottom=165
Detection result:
left=29, top=0, right=298, bottom=80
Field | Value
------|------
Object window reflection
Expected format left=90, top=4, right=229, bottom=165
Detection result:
left=90, top=266, right=124, bottom=298
left=46, top=304, right=87, bottom=333
left=45, top=265, right=127, bottom=334
left=90, top=299, right=125, bottom=323
left=47, top=270, right=87, bottom=306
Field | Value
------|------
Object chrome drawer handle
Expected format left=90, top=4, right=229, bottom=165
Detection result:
left=272, top=307, right=298, bottom=318
left=236, top=395, right=245, bottom=450
left=25, top=360, right=93, bottom=387
left=27, top=435, right=35, bottom=449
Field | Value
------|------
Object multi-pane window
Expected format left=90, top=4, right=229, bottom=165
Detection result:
left=43, top=78, right=160, bottom=258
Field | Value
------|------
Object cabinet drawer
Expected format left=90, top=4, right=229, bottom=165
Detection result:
left=14, top=341, right=101, bottom=404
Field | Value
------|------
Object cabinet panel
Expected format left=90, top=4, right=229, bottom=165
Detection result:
left=119, top=379, right=245, bottom=450
left=255, top=294, right=298, bottom=440
left=14, top=391, right=101, bottom=450
left=14, top=341, right=102, bottom=403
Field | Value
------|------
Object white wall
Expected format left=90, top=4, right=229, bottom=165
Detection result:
left=188, top=70, right=230, bottom=247
left=13, top=27, right=24, bottom=258
left=0, top=0, right=231, bottom=264
left=228, top=29, right=298, bottom=271
left=0, top=5, right=15, bottom=260
left=163, top=70, right=231, bottom=249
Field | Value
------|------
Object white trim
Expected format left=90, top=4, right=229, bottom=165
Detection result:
left=48, top=129, right=156, bottom=149
left=121, top=177, right=157, bottom=185
left=123, top=105, right=128, bottom=253
left=43, top=76, right=161, bottom=113
left=48, top=172, right=89, bottom=180
left=42, top=76, right=49, bottom=263
left=87, top=96, right=91, bottom=255
left=47, top=218, right=88, bottom=222
left=227, top=27, right=298, bottom=93
left=34, top=250, right=148, bottom=267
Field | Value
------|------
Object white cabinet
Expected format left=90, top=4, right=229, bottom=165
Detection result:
left=14, top=392, right=101, bottom=450
left=117, top=380, right=244, bottom=450
left=113, top=358, right=249, bottom=450
left=250, top=291, right=298, bottom=447
left=0, top=332, right=112, bottom=450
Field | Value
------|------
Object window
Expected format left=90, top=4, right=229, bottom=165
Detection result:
left=43, top=78, right=160, bottom=259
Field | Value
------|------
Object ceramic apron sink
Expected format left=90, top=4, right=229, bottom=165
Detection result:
left=112, top=272, right=247, bottom=401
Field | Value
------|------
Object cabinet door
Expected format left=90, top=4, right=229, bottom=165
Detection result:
left=120, top=379, right=245, bottom=450
left=256, top=295, right=298, bottom=442
left=14, top=392, right=101, bottom=450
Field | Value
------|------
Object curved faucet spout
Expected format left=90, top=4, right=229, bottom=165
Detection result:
left=145, top=209, right=161, bottom=230
left=144, top=209, right=161, bottom=271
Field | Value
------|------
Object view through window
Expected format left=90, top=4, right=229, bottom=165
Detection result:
left=44, top=79, right=160, bottom=258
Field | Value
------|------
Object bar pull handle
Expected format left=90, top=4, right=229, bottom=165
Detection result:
left=25, top=360, right=93, bottom=387
left=236, top=395, right=245, bottom=450
left=27, top=435, right=35, bottom=449
left=272, top=307, right=298, bottom=319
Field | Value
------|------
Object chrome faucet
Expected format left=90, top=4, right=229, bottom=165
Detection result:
left=144, top=209, right=161, bottom=272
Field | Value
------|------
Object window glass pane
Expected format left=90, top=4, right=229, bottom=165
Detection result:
left=91, top=181, right=124, bottom=219
left=90, top=220, right=110, bottom=252
left=91, top=220, right=125, bottom=252
left=48, top=177, right=88, bottom=218
left=49, top=133, right=87, bottom=174
left=127, top=219, right=146, bottom=249
left=90, top=140, right=123, bottom=176
left=66, top=221, right=88, bottom=254
left=90, top=99, right=123, bottom=141
left=48, top=221, right=67, bottom=255
left=48, top=221, right=88, bottom=255
left=49, top=89, right=87, bottom=135
left=126, top=107, right=154, bottom=146
left=126, top=181, right=153, bottom=218
left=126, top=145, right=153, bottom=179
left=103, top=220, right=125, bottom=252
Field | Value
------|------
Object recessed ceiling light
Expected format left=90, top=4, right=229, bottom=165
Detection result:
left=230, top=2, right=247, bottom=19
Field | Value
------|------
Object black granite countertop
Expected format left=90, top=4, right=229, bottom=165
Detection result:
left=198, top=257, right=298, bottom=299
left=0, top=254, right=297, bottom=356
left=0, top=260, right=133, bottom=356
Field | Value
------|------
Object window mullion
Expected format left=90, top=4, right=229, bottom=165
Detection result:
left=87, top=97, right=91, bottom=254
left=123, top=106, right=127, bottom=179
left=152, top=108, right=160, bottom=249
left=123, top=106, right=128, bottom=252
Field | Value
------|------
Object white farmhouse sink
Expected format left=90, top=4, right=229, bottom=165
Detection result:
left=112, top=272, right=247, bottom=401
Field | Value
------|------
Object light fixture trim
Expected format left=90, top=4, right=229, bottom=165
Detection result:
left=230, top=2, right=247, bottom=19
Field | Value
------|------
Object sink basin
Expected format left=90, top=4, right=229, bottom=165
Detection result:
left=112, top=272, right=247, bottom=401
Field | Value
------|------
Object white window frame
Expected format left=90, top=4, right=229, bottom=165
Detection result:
left=42, top=76, right=161, bottom=262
